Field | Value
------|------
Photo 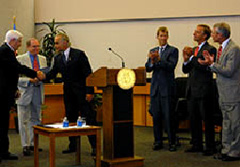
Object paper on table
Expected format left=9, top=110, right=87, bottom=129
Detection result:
left=44, top=123, right=89, bottom=129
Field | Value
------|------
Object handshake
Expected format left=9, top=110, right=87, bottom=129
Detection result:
left=37, top=71, right=46, bottom=80
left=29, top=71, right=46, bottom=83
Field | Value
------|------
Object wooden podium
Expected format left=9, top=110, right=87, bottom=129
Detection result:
left=87, top=67, right=146, bottom=167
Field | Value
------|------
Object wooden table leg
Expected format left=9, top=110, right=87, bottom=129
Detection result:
left=49, top=134, right=56, bottom=167
left=96, top=129, right=101, bottom=167
left=34, top=129, right=39, bottom=167
left=76, top=136, right=81, bottom=165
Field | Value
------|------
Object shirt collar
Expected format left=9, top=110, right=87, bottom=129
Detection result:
left=198, top=41, right=206, bottom=50
left=159, top=44, right=167, bottom=50
left=222, top=38, right=230, bottom=50
left=6, top=42, right=15, bottom=51
left=64, top=47, right=70, bottom=57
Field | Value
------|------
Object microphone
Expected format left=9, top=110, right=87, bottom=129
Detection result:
left=108, top=47, right=125, bottom=68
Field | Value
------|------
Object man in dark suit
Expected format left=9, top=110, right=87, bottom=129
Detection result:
left=145, top=26, right=179, bottom=152
left=199, top=22, right=240, bottom=161
left=46, top=33, right=97, bottom=155
left=182, top=24, right=216, bottom=156
left=0, top=30, right=44, bottom=162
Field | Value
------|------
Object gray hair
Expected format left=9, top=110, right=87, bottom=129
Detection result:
left=214, top=22, right=231, bottom=39
left=5, top=30, right=23, bottom=43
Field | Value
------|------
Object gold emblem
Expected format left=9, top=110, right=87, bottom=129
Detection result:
left=117, top=68, right=136, bottom=90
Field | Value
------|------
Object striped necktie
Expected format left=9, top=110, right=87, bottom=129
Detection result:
left=159, top=47, right=163, bottom=58
left=217, top=46, right=222, bottom=63
left=33, top=55, right=39, bottom=71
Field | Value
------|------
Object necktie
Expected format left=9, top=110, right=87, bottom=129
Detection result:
left=217, top=46, right=222, bottom=63
left=159, top=47, right=163, bottom=58
left=33, top=55, right=39, bottom=71
left=194, top=46, right=199, bottom=57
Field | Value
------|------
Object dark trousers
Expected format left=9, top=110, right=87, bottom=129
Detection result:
left=150, top=93, right=176, bottom=145
left=0, top=95, right=12, bottom=156
left=188, top=96, right=215, bottom=149
left=63, top=86, right=97, bottom=150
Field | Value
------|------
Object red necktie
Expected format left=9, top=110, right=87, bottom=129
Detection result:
left=33, top=56, right=39, bottom=71
left=194, top=46, right=199, bottom=57
left=217, top=46, right=222, bottom=63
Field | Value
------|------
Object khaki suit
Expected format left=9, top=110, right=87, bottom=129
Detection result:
left=210, top=39, right=240, bottom=157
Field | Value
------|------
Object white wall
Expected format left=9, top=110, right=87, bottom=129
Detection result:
left=34, top=0, right=240, bottom=22
left=35, top=16, right=240, bottom=77
left=0, top=0, right=34, bottom=54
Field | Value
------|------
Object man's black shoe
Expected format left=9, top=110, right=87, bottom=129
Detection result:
left=23, top=147, right=31, bottom=156
left=169, top=145, right=177, bottom=152
left=222, top=155, right=240, bottom=161
left=185, top=146, right=203, bottom=153
left=91, top=148, right=96, bottom=156
left=29, top=146, right=43, bottom=152
left=213, top=153, right=227, bottom=160
left=62, top=148, right=76, bottom=154
left=152, top=143, right=163, bottom=151
left=1, top=152, right=18, bottom=160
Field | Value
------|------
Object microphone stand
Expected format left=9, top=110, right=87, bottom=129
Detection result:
left=108, top=48, right=126, bottom=68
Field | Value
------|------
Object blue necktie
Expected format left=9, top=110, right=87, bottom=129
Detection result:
left=159, top=47, right=163, bottom=58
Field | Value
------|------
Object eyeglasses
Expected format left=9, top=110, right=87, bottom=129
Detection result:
left=194, top=30, right=203, bottom=34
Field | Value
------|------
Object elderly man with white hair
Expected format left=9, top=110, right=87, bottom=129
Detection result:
left=0, top=30, right=45, bottom=162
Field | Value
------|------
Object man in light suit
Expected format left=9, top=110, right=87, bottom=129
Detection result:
left=145, top=26, right=179, bottom=152
left=16, top=38, right=47, bottom=156
left=46, top=33, right=97, bottom=156
left=182, top=24, right=216, bottom=156
left=199, top=22, right=240, bottom=161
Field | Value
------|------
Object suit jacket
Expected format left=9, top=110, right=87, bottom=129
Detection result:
left=145, top=44, right=179, bottom=97
left=46, top=47, right=94, bottom=95
left=0, top=43, right=37, bottom=104
left=210, top=40, right=240, bottom=103
left=182, top=42, right=216, bottom=98
left=16, top=52, right=47, bottom=105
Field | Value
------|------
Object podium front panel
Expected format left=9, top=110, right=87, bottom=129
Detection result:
left=114, top=122, right=134, bottom=158
left=113, top=86, right=133, bottom=121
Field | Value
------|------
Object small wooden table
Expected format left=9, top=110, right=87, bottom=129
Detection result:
left=33, top=125, right=101, bottom=167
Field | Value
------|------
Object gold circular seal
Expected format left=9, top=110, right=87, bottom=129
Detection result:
left=117, top=68, right=136, bottom=90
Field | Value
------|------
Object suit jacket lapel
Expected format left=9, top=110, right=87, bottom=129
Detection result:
left=23, top=53, right=32, bottom=68
left=197, top=42, right=208, bottom=57
left=220, top=40, right=232, bottom=63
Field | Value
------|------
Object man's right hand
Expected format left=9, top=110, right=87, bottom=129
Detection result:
left=183, top=46, right=193, bottom=62
left=30, top=77, right=39, bottom=83
left=37, top=71, right=46, bottom=80
left=148, top=50, right=160, bottom=64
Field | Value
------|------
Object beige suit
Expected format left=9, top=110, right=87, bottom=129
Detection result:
left=210, top=39, right=240, bottom=157
left=16, top=52, right=47, bottom=147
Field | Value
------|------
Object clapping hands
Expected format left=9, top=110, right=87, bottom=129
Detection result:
left=198, top=50, right=214, bottom=65
left=183, top=46, right=193, bottom=62
left=148, top=50, right=160, bottom=64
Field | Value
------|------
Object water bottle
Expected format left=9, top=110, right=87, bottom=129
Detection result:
left=63, top=117, right=69, bottom=127
left=82, top=117, right=86, bottom=126
left=77, top=116, right=83, bottom=127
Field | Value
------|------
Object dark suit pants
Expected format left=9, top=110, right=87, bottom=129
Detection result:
left=150, top=94, right=176, bottom=145
left=64, top=88, right=96, bottom=150
left=0, top=96, right=12, bottom=156
left=188, top=97, right=215, bottom=150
